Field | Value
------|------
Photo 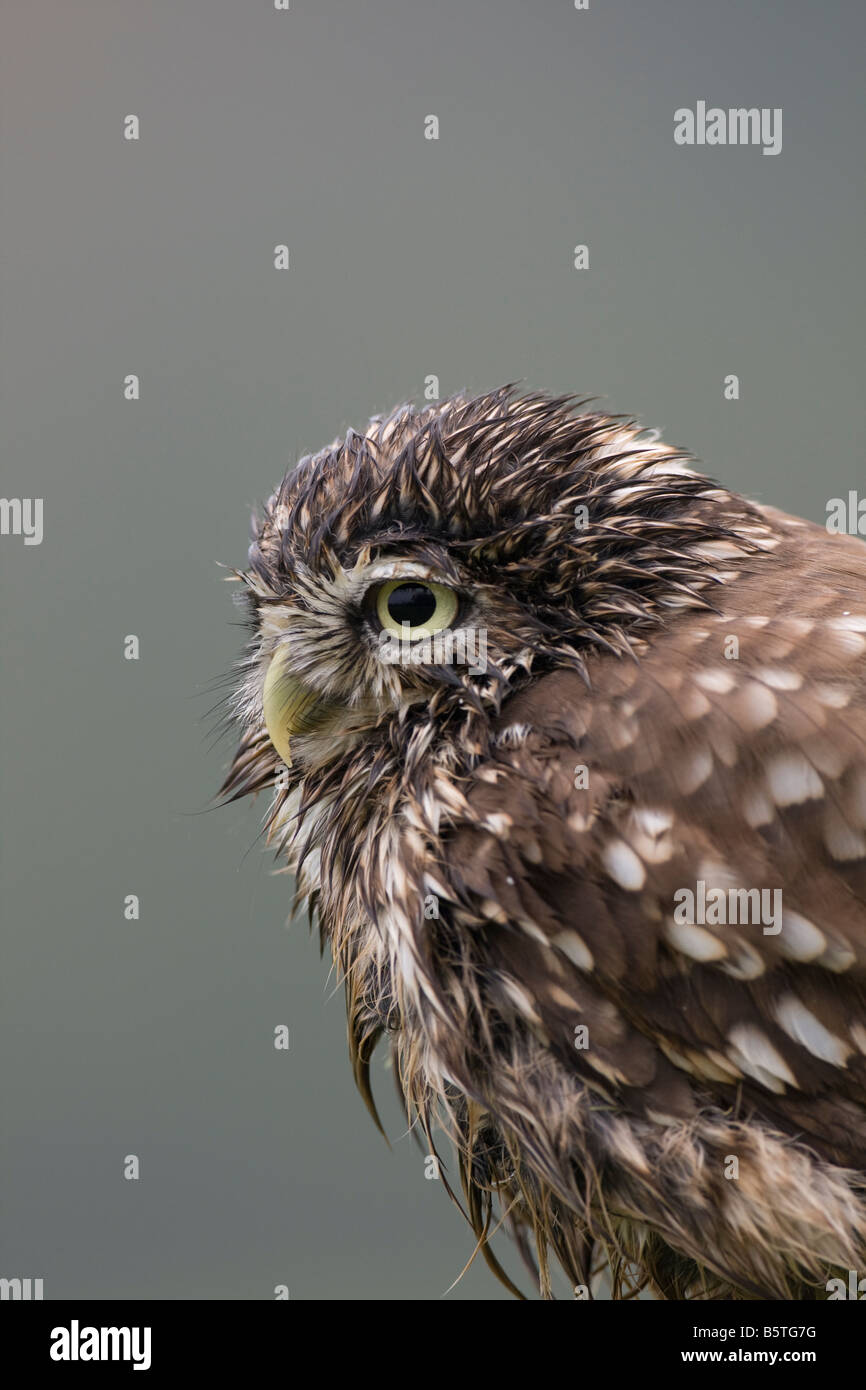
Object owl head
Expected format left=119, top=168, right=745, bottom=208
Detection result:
left=221, top=384, right=737, bottom=802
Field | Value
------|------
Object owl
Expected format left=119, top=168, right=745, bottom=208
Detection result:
left=221, top=385, right=866, bottom=1299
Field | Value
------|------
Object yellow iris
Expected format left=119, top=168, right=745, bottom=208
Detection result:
left=375, top=579, right=458, bottom=639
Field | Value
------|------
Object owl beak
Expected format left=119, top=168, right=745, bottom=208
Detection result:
left=262, top=647, right=336, bottom=768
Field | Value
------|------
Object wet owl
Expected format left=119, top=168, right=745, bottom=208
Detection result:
left=221, top=385, right=866, bottom=1299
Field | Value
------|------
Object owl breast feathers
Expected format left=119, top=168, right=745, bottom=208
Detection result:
left=221, top=386, right=866, bottom=1299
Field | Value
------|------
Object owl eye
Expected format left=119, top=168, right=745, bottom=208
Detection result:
left=373, top=579, right=458, bottom=637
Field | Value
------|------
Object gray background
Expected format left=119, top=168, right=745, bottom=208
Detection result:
left=1, top=0, right=863, bottom=1300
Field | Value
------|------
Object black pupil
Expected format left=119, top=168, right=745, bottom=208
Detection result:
left=387, top=583, right=437, bottom=627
